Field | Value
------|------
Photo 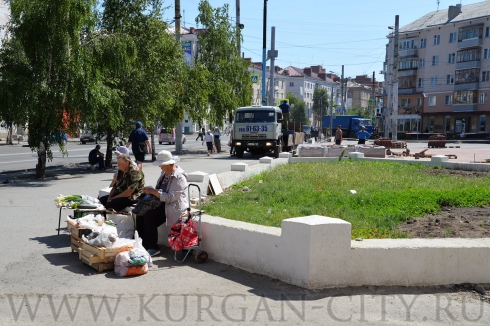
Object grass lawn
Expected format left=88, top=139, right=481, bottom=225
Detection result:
left=202, top=161, right=490, bottom=239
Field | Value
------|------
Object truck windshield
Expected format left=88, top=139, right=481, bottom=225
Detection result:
left=359, top=119, right=373, bottom=126
left=235, top=110, right=275, bottom=123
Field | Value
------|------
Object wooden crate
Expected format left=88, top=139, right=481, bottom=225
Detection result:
left=67, top=221, right=92, bottom=240
left=70, top=236, right=82, bottom=253
left=391, top=141, right=407, bottom=149
left=78, top=241, right=132, bottom=272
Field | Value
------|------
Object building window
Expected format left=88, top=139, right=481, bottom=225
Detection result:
left=418, top=78, right=424, bottom=87
left=420, top=38, right=426, bottom=48
left=455, top=68, right=480, bottom=84
left=449, top=32, right=457, bottom=43
left=454, top=90, right=478, bottom=104
left=486, top=27, right=490, bottom=37
left=446, top=74, right=454, bottom=84
left=430, top=76, right=438, bottom=86
left=401, top=98, right=411, bottom=107
left=399, top=57, right=418, bottom=70
left=418, top=58, right=425, bottom=68
left=429, top=96, right=436, bottom=106
left=480, top=93, right=488, bottom=104
left=458, top=24, right=483, bottom=41
left=416, top=98, right=423, bottom=107
left=444, top=95, right=452, bottom=105
left=484, top=49, right=490, bottom=59
left=482, top=71, right=490, bottom=82
left=433, top=35, right=440, bottom=45
left=432, top=56, right=439, bottom=66
left=457, top=48, right=480, bottom=62
left=399, top=39, right=415, bottom=50
left=289, top=82, right=294, bottom=87
left=448, top=53, right=455, bottom=64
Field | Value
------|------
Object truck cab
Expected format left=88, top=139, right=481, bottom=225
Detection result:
left=232, top=106, right=283, bottom=158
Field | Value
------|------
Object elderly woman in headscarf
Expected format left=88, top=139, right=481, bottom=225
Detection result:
left=99, top=153, right=144, bottom=211
left=135, top=150, right=188, bottom=256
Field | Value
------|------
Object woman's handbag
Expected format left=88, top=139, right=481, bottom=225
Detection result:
left=132, top=194, right=161, bottom=216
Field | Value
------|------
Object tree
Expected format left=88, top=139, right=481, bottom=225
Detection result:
left=346, top=107, right=371, bottom=118
left=95, top=0, right=186, bottom=162
left=1, top=0, right=98, bottom=178
left=312, top=88, right=329, bottom=127
left=194, top=0, right=252, bottom=126
left=287, top=92, right=306, bottom=125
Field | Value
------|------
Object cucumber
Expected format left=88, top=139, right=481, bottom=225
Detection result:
left=77, top=203, right=100, bottom=209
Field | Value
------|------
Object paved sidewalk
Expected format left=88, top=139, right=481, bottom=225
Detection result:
left=1, top=144, right=489, bottom=325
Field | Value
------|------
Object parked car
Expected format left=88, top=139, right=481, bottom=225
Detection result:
left=79, top=131, right=95, bottom=144
left=158, top=128, right=186, bottom=145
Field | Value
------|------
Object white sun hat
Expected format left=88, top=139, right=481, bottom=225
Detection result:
left=153, top=150, right=179, bottom=166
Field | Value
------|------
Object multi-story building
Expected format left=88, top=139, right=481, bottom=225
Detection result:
left=249, top=62, right=288, bottom=106
left=385, top=1, right=490, bottom=136
left=279, top=65, right=340, bottom=125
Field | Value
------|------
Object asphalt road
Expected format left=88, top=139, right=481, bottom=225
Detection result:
left=0, top=139, right=489, bottom=325
left=0, top=134, right=258, bottom=173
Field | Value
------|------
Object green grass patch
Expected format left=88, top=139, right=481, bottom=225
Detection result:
left=203, top=161, right=490, bottom=239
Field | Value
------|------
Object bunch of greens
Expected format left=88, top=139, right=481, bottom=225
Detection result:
left=54, top=194, right=83, bottom=208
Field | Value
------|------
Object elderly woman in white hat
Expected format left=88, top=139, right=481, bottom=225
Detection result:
left=135, top=150, right=188, bottom=256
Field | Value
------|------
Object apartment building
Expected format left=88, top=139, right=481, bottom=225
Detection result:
left=386, top=0, right=490, bottom=136
left=249, top=63, right=288, bottom=106
left=280, top=65, right=340, bottom=124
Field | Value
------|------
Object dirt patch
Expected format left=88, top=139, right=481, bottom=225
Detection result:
left=397, top=168, right=490, bottom=238
left=397, top=205, right=490, bottom=238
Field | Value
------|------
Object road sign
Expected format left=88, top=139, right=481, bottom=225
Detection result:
left=251, top=74, right=260, bottom=85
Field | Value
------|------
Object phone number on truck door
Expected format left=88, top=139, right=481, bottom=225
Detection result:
left=238, top=125, right=268, bottom=132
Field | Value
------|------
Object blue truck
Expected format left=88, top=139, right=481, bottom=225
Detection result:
left=323, top=115, right=374, bottom=138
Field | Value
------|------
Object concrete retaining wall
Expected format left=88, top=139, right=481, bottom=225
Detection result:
left=157, top=152, right=490, bottom=289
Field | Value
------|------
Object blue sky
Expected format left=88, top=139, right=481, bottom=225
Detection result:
left=163, top=0, right=483, bottom=80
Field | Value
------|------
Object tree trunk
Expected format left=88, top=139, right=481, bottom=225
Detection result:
left=6, top=121, right=13, bottom=145
left=36, top=142, right=46, bottom=179
left=105, top=129, right=114, bottom=168
left=150, top=133, right=156, bottom=161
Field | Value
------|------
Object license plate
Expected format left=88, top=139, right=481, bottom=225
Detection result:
left=248, top=143, right=258, bottom=146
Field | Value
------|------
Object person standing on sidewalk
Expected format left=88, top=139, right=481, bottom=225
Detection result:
left=126, top=121, right=152, bottom=171
left=335, top=125, right=343, bottom=145
left=213, top=126, right=222, bottom=153
left=229, top=129, right=235, bottom=156
left=356, top=126, right=371, bottom=145
left=204, top=130, right=214, bottom=156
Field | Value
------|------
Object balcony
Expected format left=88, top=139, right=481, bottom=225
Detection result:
left=398, top=69, right=418, bottom=77
left=456, top=61, right=481, bottom=70
left=399, top=49, right=418, bottom=57
left=453, top=104, right=477, bottom=112
left=398, top=88, right=416, bottom=95
left=454, top=82, right=479, bottom=91
left=458, top=38, right=482, bottom=49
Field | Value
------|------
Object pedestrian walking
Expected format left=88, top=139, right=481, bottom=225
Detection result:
left=356, top=126, right=371, bottom=145
left=335, top=125, right=343, bottom=145
left=126, top=121, right=152, bottom=170
left=196, top=126, right=205, bottom=141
